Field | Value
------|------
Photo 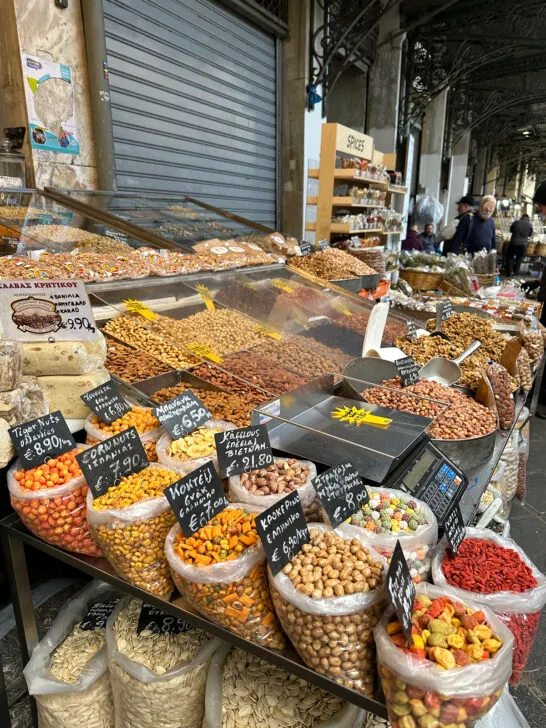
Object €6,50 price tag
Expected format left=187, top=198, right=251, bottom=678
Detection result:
left=153, top=391, right=211, bottom=439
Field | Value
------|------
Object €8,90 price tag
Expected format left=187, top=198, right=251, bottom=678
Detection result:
left=9, top=411, right=76, bottom=469
left=137, top=604, right=193, bottom=635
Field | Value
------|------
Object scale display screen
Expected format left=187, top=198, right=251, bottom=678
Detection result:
left=402, top=450, right=436, bottom=492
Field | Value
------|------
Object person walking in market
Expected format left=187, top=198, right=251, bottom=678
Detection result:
left=441, top=194, right=474, bottom=255
left=450, top=195, right=497, bottom=255
left=418, top=223, right=440, bottom=254
left=506, top=214, right=533, bottom=276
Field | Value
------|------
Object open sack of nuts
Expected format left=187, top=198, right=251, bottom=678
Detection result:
left=85, top=405, right=164, bottom=463
left=348, top=487, right=437, bottom=584
left=23, top=580, right=118, bottom=728
left=432, top=528, right=546, bottom=686
left=228, top=457, right=317, bottom=511
left=8, top=446, right=102, bottom=556
left=375, top=583, right=514, bottom=728
left=486, top=363, right=515, bottom=430
left=86, top=466, right=181, bottom=597
left=269, top=524, right=387, bottom=696
left=106, top=598, right=220, bottom=728
left=166, top=506, right=284, bottom=649
left=203, top=645, right=366, bottom=728
left=156, top=420, right=235, bottom=475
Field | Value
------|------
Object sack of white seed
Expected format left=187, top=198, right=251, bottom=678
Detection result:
left=23, top=580, right=118, bottom=728
left=106, top=597, right=220, bottom=728
left=203, top=645, right=366, bottom=728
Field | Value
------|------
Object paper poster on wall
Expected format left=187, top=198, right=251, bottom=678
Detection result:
left=20, top=53, right=80, bottom=155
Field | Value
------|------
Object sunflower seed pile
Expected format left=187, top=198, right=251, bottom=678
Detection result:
left=50, top=622, right=106, bottom=684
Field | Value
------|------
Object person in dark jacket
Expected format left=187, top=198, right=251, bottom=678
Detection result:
left=450, top=195, right=496, bottom=255
left=506, top=214, right=533, bottom=276
left=534, top=181, right=546, bottom=215
left=442, top=195, right=474, bottom=255
left=418, top=224, right=439, bottom=254
left=402, top=225, right=424, bottom=252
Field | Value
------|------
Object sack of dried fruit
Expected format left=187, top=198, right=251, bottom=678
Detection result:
left=228, top=456, right=317, bottom=510
left=85, top=405, right=164, bottom=463
left=165, top=505, right=285, bottom=650
left=106, top=597, right=220, bottom=728
left=8, top=446, right=101, bottom=556
left=203, top=645, right=366, bottom=728
left=347, top=487, right=437, bottom=584
left=86, top=466, right=181, bottom=597
left=23, top=580, right=118, bottom=728
left=375, top=582, right=513, bottom=728
left=156, top=420, right=235, bottom=475
left=432, top=528, right=546, bottom=686
left=268, top=523, right=387, bottom=696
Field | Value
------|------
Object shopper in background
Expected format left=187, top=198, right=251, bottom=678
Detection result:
left=442, top=195, right=474, bottom=255
left=418, top=223, right=439, bottom=254
left=534, top=181, right=546, bottom=214
left=450, top=195, right=496, bottom=255
left=401, top=224, right=424, bottom=252
left=506, top=214, right=533, bottom=276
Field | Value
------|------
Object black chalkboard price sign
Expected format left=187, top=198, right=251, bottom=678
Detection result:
left=318, top=238, right=330, bottom=250
left=385, top=540, right=416, bottom=645
left=406, top=320, right=418, bottom=342
left=214, top=424, right=273, bottom=479
left=9, top=411, right=77, bottom=469
left=163, top=460, right=228, bottom=537
left=153, top=391, right=211, bottom=439
left=76, top=427, right=149, bottom=499
left=395, top=356, right=420, bottom=387
left=299, top=240, right=314, bottom=257
left=255, top=490, right=310, bottom=577
left=137, top=603, right=193, bottom=635
left=80, top=379, right=131, bottom=425
left=313, top=461, right=369, bottom=528
left=80, top=600, right=118, bottom=631
left=438, top=300, right=453, bottom=322
left=444, top=504, right=465, bottom=555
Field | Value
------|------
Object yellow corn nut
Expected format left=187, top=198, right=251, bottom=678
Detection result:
left=473, top=625, right=493, bottom=641
left=427, top=633, right=448, bottom=648
left=394, top=678, right=407, bottom=690
left=387, top=621, right=403, bottom=635
left=394, top=691, right=410, bottom=705
left=392, top=704, right=412, bottom=717
left=421, top=629, right=431, bottom=644
left=464, top=644, right=485, bottom=661
left=399, top=717, right=417, bottom=728
left=457, top=707, right=468, bottom=721
left=428, top=619, right=452, bottom=634
left=429, top=646, right=456, bottom=669
left=446, top=633, right=465, bottom=649
left=418, top=715, right=440, bottom=728
left=483, top=638, right=503, bottom=654
left=409, top=700, right=427, bottom=718
left=419, top=595, right=432, bottom=608
left=466, top=629, right=481, bottom=645
left=451, top=618, right=461, bottom=628
left=411, top=634, right=425, bottom=650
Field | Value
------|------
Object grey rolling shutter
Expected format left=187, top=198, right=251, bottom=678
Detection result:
left=103, top=0, right=277, bottom=226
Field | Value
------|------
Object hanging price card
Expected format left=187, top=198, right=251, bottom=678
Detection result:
left=438, top=300, right=453, bottom=322
left=9, top=411, right=76, bottom=469
left=395, top=356, right=420, bottom=387
left=80, top=600, right=118, bottom=631
left=313, top=461, right=369, bottom=528
left=299, top=240, right=314, bottom=256
left=137, top=604, right=193, bottom=635
left=153, top=391, right=211, bottom=439
left=443, top=505, right=465, bottom=555
left=214, top=424, right=273, bottom=479
left=407, top=320, right=418, bottom=341
left=255, top=491, right=310, bottom=576
left=386, top=540, right=416, bottom=645
left=80, top=379, right=131, bottom=425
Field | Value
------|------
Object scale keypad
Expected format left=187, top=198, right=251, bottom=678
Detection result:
left=418, top=464, right=463, bottom=519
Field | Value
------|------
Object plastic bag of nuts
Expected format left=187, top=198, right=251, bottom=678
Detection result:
left=106, top=598, right=220, bottom=728
left=85, top=405, right=164, bottom=463
left=522, top=330, right=543, bottom=364
left=165, top=506, right=285, bottom=650
left=269, top=524, right=387, bottom=696
left=375, top=582, right=514, bottom=728
left=156, top=420, right=235, bottom=475
left=23, top=580, right=117, bottom=728
left=487, top=362, right=515, bottom=429
left=203, top=645, right=366, bottom=728
left=228, top=457, right=317, bottom=511
left=86, top=466, right=181, bottom=597
left=8, top=446, right=102, bottom=556
left=516, top=348, right=533, bottom=391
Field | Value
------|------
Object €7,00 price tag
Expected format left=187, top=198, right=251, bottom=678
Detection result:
left=386, top=540, right=416, bottom=645
left=9, top=411, right=76, bottom=469
left=153, top=391, right=211, bottom=439
left=255, top=490, right=310, bottom=577
left=313, top=461, right=369, bottom=528
left=214, top=424, right=273, bottom=479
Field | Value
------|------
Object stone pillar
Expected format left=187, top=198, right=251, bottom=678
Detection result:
left=418, top=90, right=448, bottom=202
left=443, top=132, right=470, bottom=226
left=472, top=148, right=488, bottom=197
left=485, top=164, right=498, bottom=196
left=327, top=65, right=367, bottom=132
left=367, top=7, right=405, bottom=153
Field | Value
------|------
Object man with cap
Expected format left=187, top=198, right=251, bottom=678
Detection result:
left=442, top=195, right=474, bottom=255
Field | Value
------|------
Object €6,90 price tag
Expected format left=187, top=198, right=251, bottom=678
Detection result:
left=255, top=491, right=310, bottom=576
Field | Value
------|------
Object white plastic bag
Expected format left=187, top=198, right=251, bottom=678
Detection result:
left=476, top=687, right=530, bottom=728
left=156, top=419, right=235, bottom=474
left=375, top=583, right=513, bottom=727
left=415, top=194, right=444, bottom=224
left=228, top=456, right=317, bottom=509
left=24, top=580, right=117, bottom=728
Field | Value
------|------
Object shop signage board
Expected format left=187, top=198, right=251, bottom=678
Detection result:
left=335, top=124, right=374, bottom=160
left=385, top=540, right=415, bottom=644
left=137, top=604, right=193, bottom=635
left=80, top=379, right=131, bottom=425
left=76, top=427, right=149, bottom=499
left=0, top=280, right=98, bottom=341
left=444, top=505, right=465, bottom=555
left=313, top=461, right=369, bottom=528
left=163, top=460, right=228, bottom=537
left=255, top=491, right=310, bottom=576
left=9, top=411, right=76, bottom=469
left=80, top=600, right=118, bottom=631
left=317, top=238, right=330, bottom=250
left=153, top=391, right=212, bottom=439
left=215, top=424, right=273, bottom=479
left=395, top=356, right=420, bottom=387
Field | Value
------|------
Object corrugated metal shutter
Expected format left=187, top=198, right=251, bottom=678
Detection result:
left=103, top=0, right=277, bottom=227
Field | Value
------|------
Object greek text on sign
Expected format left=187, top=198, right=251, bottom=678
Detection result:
left=0, top=280, right=97, bottom=341
left=80, top=379, right=131, bottom=425
left=9, top=410, right=76, bottom=469
left=443, top=505, right=465, bottom=555
left=80, top=600, right=118, bottom=631
left=438, top=300, right=453, bottom=322
left=386, top=540, right=416, bottom=645
left=255, top=490, right=310, bottom=576
left=395, top=356, right=420, bottom=387
left=153, top=391, right=211, bottom=439
left=313, top=461, right=369, bottom=528
left=214, top=424, right=273, bottom=479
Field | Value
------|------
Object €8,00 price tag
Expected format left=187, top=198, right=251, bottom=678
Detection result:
left=255, top=490, right=310, bottom=577
left=313, top=461, right=369, bottom=528
left=386, top=540, right=416, bottom=645
left=214, top=424, right=273, bottom=479
left=9, top=411, right=76, bottom=469
left=153, top=391, right=211, bottom=439
left=80, top=379, right=131, bottom=425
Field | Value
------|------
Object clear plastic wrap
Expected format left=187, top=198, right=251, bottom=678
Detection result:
left=269, top=523, right=387, bottom=695
left=498, top=436, right=519, bottom=503
left=375, top=583, right=513, bottom=728
left=227, top=456, right=317, bottom=510
left=165, top=506, right=285, bottom=650
left=23, top=580, right=117, bottom=728
left=86, top=466, right=181, bottom=596
left=516, top=431, right=528, bottom=502
left=432, top=528, right=546, bottom=686
left=487, top=362, right=515, bottom=429
left=348, top=487, right=438, bottom=584
left=0, top=339, right=22, bottom=391
left=106, top=597, right=220, bottom=728
left=476, top=687, right=530, bottom=728
left=156, top=420, right=235, bottom=475
left=22, top=336, right=107, bottom=376
left=0, top=386, right=27, bottom=426
left=20, top=375, right=49, bottom=420
left=8, top=446, right=101, bottom=556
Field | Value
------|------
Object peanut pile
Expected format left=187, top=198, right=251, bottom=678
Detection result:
left=290, top=248, right=377, bottom=279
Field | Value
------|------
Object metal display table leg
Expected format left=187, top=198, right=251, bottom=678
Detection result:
left=0, top=651, right=11, bottom=728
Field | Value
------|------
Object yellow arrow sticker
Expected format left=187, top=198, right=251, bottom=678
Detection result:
left=272, top=279, right=295, bottom=293
left=123, top=298, right=157, bottom=320
left=255, top=324, right=283, bottom=340
left=195, top=284, right=215, bottom=311
left=332, top=406, right=392, bottom=428
left=186, top=342, right=223, bottom=363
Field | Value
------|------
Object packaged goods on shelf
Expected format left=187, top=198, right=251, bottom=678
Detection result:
left=375, top=583, right=513, bottom=727
left=348, top=246, right=386, bottom=277
left=291, top=248, right=377, bottom=280
left=21, top=336, right=107, bottom=376
left=85, top=405, right=164, bottom=463
left=517, top=431, right=529, bottom=502
left=106, top=598, right=219, bottom=728
left=104, top=338, right=174, bottom=383
left=432, top=528, right=546, bottom=686
left=269, top=525, right=386, bottom=695
left=348, top=487, right=437, bottom=584
left=23, top=580, right=117, bottom=728
left=156, top=420, right=235, bottom=475
left=87, top=467, right=181, bottom=596
left=165, top=507, right=285, bottom=649
left=0, top=418, right=15, bottom=468
left=522, top=329, right=543, bottom=364
left=204, top=645, right=365, bottom=728
left=228, top=457, right=317, bottom=510
left=517, top=348, right=533, bottom=390
left=0, top=339, right=22, bottom=391
left=37, top=367, right=110, bottom=420
left=8, top=447, right=101, bottom=556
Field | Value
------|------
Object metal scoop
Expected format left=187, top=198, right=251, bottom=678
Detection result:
left=429, top=304, right=450, bottom=340
left=418, top=341, right=482, bottom=386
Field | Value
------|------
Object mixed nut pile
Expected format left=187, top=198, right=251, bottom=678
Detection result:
left=239, top=459, right=310, bottom=496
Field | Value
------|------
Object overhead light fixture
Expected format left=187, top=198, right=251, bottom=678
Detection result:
left=501, top=198, right=510, bottom=208
left=522, top=130, right=531, bottom=136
